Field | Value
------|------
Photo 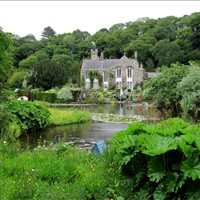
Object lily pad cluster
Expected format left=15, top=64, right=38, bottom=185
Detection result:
left=92, top=113, right=146, bottom=123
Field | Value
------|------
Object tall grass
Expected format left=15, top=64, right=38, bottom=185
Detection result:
left=0, top=141, right=124, bottom=200
left=48, top=108, right=92, bottom=126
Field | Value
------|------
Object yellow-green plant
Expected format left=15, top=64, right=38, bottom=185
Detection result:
left=49, top=108, right=91, bottom=125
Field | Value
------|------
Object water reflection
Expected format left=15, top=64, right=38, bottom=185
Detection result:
left=19, top=121, right=128, bottom=150
left=62, top=103, right=150, bottom=117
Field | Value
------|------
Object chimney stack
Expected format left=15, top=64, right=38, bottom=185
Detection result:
left=134, top=51, right=138, bottom=59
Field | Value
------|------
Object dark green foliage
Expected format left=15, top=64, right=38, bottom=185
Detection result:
left=8, top=100, right=50, bottom=133
left=110, top=118, right=200, bottom=199
left=33, top=92, right=57, bottom=103
left=70, top=88, right=82, bottom=101
left=29, top=59, right=67, bottom=90
left=41, top=26, right=56, bottom=39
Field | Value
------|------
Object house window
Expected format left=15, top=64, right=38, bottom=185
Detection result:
left=116, top=68, right=121, bottom=78
left=104, top=72, right=108, bottom=82
left=127, top=68, right=132, bottom=78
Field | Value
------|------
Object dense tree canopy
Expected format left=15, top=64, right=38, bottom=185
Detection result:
left=5, top=11, right=200, bottom=90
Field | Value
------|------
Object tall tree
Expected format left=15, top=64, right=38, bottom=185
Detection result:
left=29, top=59, right=66, bottom=90
left=41, top=26, right=56, bottom=39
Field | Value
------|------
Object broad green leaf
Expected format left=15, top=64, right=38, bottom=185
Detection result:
left=178, top=139, right=196, bottom=158
left=147, top=157, right=166, bottom=182
left=181, top=156, right=200, bottom=180
left=139, top=134, right=177, bottom=156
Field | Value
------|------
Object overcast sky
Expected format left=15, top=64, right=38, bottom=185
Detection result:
left=0, top=1, right=199, bottom=40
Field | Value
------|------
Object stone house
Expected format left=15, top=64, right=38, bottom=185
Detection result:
left=81, top=49, right=147, bottom=91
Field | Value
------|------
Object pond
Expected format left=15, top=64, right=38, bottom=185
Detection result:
left=58, top=102, right=151, bottom=116
left=20, top=102, right=157, bottom=150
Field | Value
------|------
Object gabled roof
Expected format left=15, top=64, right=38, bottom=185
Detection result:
left=82, top=60, right=103, bottom=70
left=81, top=55, right=139, bottom=71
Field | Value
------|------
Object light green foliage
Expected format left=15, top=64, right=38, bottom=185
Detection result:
left=18, top=55, right=38, bottom=69
left=110, top=118, right=200, bottom=199
left=8, top=70, right=27, bottom=89
left=177, top=62, right=200, bottom=121
left=49, top=108, right=91, bottom=125
left=57, top=87, right=73, bottom=103
left=33, top=50, right=49, bottom=61
left=144, top=63, right=189, bottom=116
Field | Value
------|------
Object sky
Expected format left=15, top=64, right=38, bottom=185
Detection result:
left=0, top=1, right=199, bottom=40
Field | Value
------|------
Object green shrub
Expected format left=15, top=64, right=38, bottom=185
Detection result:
left=33, top=92, right=57, bottom=103
left=8, top=100, right=50, bottom=133
left=110, top=118, right=200, bottom=199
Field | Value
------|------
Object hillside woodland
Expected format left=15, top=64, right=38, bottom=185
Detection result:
left=2, top=12, right=199, bottom=91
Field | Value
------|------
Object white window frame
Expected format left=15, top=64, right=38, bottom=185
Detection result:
left=116, top=68, right=121, bottom=78
left=127, top=68, right=132, bottom=78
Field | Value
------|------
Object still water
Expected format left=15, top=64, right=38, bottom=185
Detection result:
left=20, top=103, right=151, bottom=149
left=59, top=102, right=150, bottom=116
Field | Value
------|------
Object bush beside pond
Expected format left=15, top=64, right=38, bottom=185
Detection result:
left=0, top=101, right=50, bottom=140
